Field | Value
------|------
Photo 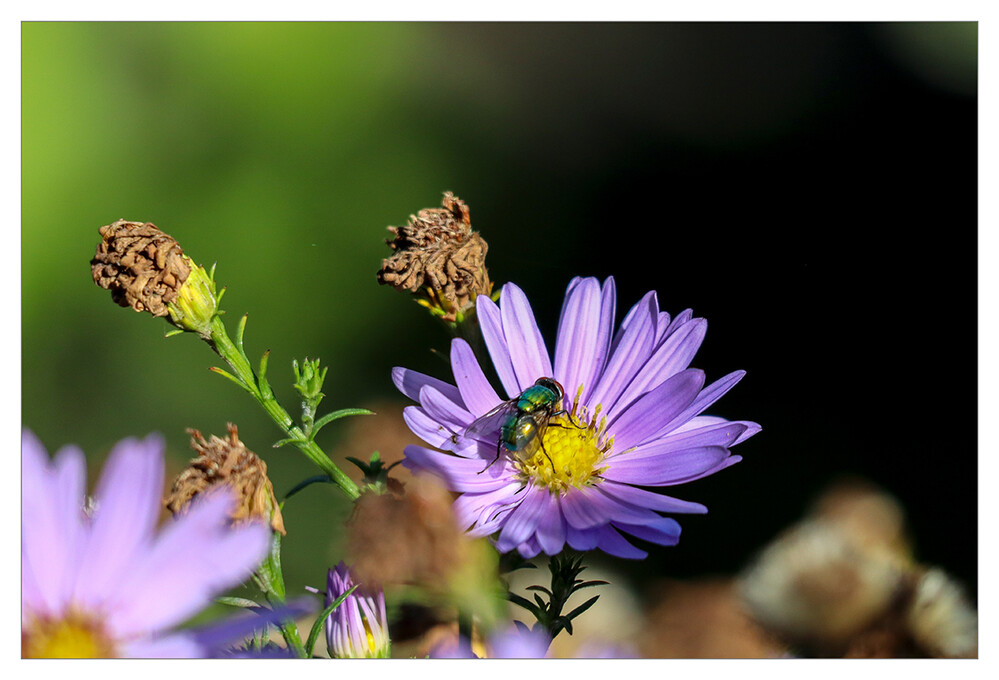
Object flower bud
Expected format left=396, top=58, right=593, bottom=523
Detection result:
left=165, top=424, right=285, bottom=535
left=325, top=562, right=391, bottom=659
left=91, top=219, right=218, bottom=337
left=377, top=192, right=493, bottom=324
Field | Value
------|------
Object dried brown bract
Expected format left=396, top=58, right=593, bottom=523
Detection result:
left=91, top=219, right=191, bottom=317
left=165, top=424, right=285, bottom=535
left=377, top=192, right=492, bottom=323
left=346, top=474, right=464, bottom=588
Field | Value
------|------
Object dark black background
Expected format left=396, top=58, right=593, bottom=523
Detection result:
left=389, top=22, right=977, bottom=597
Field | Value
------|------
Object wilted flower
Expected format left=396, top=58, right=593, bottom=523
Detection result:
left=164, top=424, right=285, bottom=534
left=737, top=481, right=977, bottom=658
left=21, top=430, right=271, bottom=658
left=377, top=192, right=492, bottom=324
left=325, top=562, right=391, bottom=658
left=397, top=277, right=758, bottom=558
left=91, top=219, right=219, bottom=337
left=907, top=568, right=977, bottom=658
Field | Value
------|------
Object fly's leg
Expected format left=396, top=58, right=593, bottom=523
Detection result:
left=478, top=439, right=504, bottom=474
left=536, top=436, right=556, bottom=470
left=551, top=408, right=586, bottom=430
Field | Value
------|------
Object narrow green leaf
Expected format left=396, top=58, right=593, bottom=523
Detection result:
left=258, top=350, right=272, bottom=398
left=164, top=329, right=184, bottom=338
left=311, top=408, right=375, bottom=438
left=525, top=585, right=553, bottom=596
left=565, top=594, right=600, bottom=621
left=283, top=474, right=335, bottom=501
left=507, top=593, right=542, bottom=618
left=305, top=585, right=357, bottom=658
left=273, top=437, right=305, bottom=448
left=216, top=596, right=261, bottom=608
left=573, top=580, right=609, bottom=592
left=236, top=313, right=249, bottom=357
left=209, top=366, right=254, bottom=394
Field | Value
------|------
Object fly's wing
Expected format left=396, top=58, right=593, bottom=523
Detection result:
left=459, top=400, right=517, bottom=445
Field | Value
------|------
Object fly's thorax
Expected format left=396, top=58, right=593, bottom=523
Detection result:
left=517, top=384, right=560, bottom=414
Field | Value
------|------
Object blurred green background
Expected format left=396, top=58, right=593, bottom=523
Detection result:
left=23, top=22, right=977, bottom=614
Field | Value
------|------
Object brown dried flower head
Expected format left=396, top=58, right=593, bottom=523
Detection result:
left=347, top=474, right=464, bottom=588
left=91, top=219, right=192, bottom=317
left=165, top=424, right=285, bottom=535
left=377, top=192, right=493, bottom=323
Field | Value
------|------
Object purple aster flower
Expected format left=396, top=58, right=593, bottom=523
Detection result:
left=325, top=562, right=391, bottom=658
left=21, top=429, right=272, bottom=658
left=395, top=277, right=759, bottom=559
left=430, top=625, right=551, bottom=658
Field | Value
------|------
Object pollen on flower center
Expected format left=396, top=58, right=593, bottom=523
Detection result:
left=515, top=390, right=612, bottom=494
left=22, top=611, right=117, bottom=659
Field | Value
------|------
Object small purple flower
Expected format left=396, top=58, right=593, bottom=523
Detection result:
left=430, top=626, right=551, bottom=659
left=396, top=277, right=759, bottom=559
left=325, top=562, right=390, bottom=658
left=21, top=430, right=272, bottom=658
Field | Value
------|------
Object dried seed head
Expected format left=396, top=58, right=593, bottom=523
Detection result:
left=907, top=568, right=978, bottom=658
left=91, top=220, right=191, bottom=317
left=91, top=219, right=218, bottom=337
left=346, top=474, right=464, bottom=588
left=165, top=424, right=285, bottom=534
left=377, top=192, right=492, bottom=323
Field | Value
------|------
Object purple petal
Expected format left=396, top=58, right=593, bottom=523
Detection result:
left=402, top=445, right=514, bottom=492
left=392, top=366, right=463, bottom=406
left=654, top=311, right=672, bottom=345
left=661, top=308, right=694, bottom=342
left=587, top=291, right=658, bottom=417
left=122, top=634, right=204, bottom=659
left=620, top=420, right=749, bottom=456
left=535, top=495, right=567, bottom=555
left=599, top=480, right=707, bottom=514
left=595, top=525, right=647, bottom=559
left=608, top=369, right=705, bottom=452
left=615, top=318, right=707, bottom=409
left=476, top=294, right=521, bottom=398
left=601, top=445, right=733, bottom=486
left=452, top=482, right=523, bottom=530
left=450, top=338, right=500, bottom=417
left=590, top=277, right=617, bottom=400
left=672, top=416, right=762, bottom=446
left=516, top=536, right=543, bottom=559
left=72, top=434, right=165, bottom=611
left=419, top=386, right=474, bottom=437
left=21, top=431, right=71, bottom=616
left=553, top=277, right=602, bottom=410
left=108, top=490, right=270, bottom=637
left=500, top=283, right=553, bottom=389
left=402, top=406, right=478, bottom=456
left=614, top=516, right=682, bottom=546
left=560, top=485, right=660, bottom=529
left=490, top=627, right=551, bottom=658
left=662, top=370, right=747, bottom=433
left=565, top=523, right=600, bottom=551
left=496, top=485, right=549, bottom=551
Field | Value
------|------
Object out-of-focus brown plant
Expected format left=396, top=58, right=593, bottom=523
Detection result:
left=737, top=479, right=977, bottom=658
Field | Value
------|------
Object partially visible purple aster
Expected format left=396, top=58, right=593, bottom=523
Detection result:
left=396, top=277, right=759, bottom=560
left=430, top=625, right=551, bottom=659
left=325, top=562, right=390, bottom=658
left=21, top=429, right=272, bottom=658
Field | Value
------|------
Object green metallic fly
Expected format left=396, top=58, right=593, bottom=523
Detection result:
left=460, top=377, right=584, bottom=473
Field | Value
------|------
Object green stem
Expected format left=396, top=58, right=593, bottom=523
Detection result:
left=207, top=316, right=360, bottom=501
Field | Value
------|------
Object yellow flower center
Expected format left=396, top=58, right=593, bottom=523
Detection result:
left=515, top=386, right=612, bottom=494
left=22, top=611, right=118, bottom=658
